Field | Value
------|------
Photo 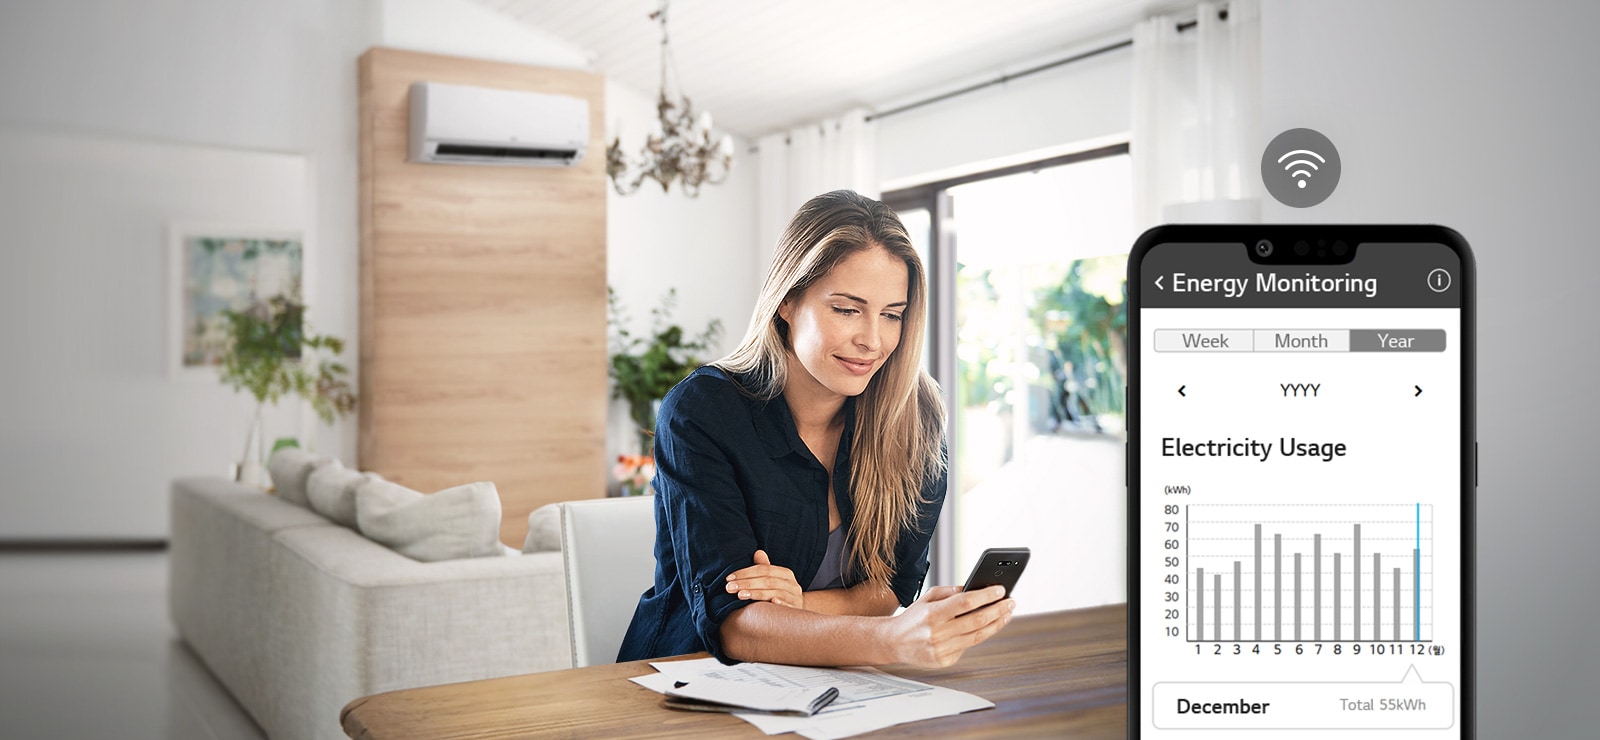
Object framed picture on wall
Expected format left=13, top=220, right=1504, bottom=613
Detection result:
left=167, top=223, right=306, bottom=378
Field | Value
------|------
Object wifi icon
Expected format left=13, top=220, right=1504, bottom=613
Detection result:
left=1261, top=128, right=1341, bottom=208
left=1278, top=149, right=1325, bottom=189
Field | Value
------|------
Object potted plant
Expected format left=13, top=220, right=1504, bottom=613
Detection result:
left=608, top=287, right=721, bottom=456
left=218, top=295, right=357, bottom=487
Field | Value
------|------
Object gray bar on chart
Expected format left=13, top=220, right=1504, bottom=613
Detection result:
left=1214, top=574, right=1222, bottom=642
left=1234, top=562, right=1242, bottom=641
left=1294, top=553, right=1302, bottom=642
left=1394, top=567, right=1402, bottom=641
left=1354, top=524, right=1362, bottom=641
left=1274, top=533, right=1282, bottom=642
left=1197, top=567, right=1204, bottom=640
left=1334, top=552, right=1342, bottom=641
left=1349, top=329, right=1447, bottom=352
left=1314, top=534, right=1322, bottom=642
left=1374, top=552, right=1382, bottom=642
left=1254, top=525, right=1262, bottom=641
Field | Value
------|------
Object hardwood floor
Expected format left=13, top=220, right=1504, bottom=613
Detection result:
left=0, top=551, right=266, bottom=740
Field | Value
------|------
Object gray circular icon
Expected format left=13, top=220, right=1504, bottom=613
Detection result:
left=1427, top=268, right=1451, bottom=292
left=1261, top=128, right=1340, bottom=208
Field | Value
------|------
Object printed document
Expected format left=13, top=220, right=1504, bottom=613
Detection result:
left=630, top=658, right=993, bottom=739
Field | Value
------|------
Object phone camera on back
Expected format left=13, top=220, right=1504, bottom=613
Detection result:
left=1255, top=240, right=1274, bottom=257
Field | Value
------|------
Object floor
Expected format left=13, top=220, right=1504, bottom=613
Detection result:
left=0, top=551, right=266, bottom=740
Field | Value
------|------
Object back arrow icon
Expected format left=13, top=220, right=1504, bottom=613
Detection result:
left=1178, top=385, right=1186, bottom=397
left=1415, top=386, right=1422, bottom=397
left=1155, top=275, right=1165, bottom=290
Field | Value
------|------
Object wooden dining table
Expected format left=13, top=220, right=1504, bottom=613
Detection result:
left=341, top=603, right=1128, bottom=738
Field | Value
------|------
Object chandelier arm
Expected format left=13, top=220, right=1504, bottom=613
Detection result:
left=608, top=0, right=731, bottom=199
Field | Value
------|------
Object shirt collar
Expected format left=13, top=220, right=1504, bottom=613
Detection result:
left=750, top=383, right=857, bottom=462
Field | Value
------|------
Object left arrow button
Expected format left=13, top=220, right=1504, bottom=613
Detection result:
left=1155, top=275, right=1165, bottom=290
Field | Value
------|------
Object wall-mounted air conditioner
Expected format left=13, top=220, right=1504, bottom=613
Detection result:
left=408, top=81, right=588, bottom=167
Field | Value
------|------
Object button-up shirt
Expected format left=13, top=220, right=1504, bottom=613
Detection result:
left=616, top=366, right=947, bottom=664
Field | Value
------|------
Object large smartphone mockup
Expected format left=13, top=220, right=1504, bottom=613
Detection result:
left=1128, top=226, right=1474, bottom=738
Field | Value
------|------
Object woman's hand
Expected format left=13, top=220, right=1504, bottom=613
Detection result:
left=726, top=549, right=805, bottom=611
left=878, top=585, right=1015, bottom=668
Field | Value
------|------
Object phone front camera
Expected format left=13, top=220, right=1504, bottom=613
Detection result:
left=1255, top=240, right=1274, bottom=257
left=1294, top=240, right=1310, bottom=256
left=1333, top=240, right=1348, bottom=256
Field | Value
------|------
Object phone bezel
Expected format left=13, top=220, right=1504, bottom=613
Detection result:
left=1125, top=224, right=1476, bottom=738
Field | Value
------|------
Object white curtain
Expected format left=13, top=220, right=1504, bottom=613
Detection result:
left=756, top=108, right=878, bottom=283
left=1131, top=0, right=1262, bottom=228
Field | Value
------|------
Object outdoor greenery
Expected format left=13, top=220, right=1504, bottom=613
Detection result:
left=608, top=287, right=722, bottom=452
left=955, top=254, right=1126, bottom=437
left=1030, top=254, right=1127, bottom=431
left=218, top=296, right=357, bottom=425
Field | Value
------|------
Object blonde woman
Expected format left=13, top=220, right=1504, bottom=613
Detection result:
left=617, top=190, right=1014, bottom=667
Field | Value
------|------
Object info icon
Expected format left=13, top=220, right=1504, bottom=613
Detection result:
left=1261, top=128, right=1341, bottom=208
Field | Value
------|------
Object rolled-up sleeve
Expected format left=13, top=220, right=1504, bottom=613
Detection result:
left=655, top=379, right=760, bottom=663
left=887, top=449, right=950, bottom=607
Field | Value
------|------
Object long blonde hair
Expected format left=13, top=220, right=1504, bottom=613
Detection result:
left=716, top=190, right=946, bottom=589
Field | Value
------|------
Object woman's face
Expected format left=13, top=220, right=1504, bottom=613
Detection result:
left=778, top=246, right=909, bottom=400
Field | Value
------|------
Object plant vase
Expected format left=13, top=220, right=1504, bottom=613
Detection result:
left=236, top=405, right=268, bottom=489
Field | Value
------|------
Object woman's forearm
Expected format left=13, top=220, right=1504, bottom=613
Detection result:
left=801, top=581, right=900, bottom=617
left=720, top=602, right=897, bottom=666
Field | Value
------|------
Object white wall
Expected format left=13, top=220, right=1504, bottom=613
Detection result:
left=0, top=132, right=314, bottom=538
left=0, top=0, right=373, bottom=538
left=0, top=0, right=759, bottom=536
left=1260, top=2, right=1600, bottom=735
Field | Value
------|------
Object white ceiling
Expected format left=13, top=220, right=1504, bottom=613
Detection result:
left=470, top=0, right=1172, bottom=139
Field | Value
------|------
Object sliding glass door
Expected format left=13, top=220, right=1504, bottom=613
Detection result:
left=887, top=145, right=1132, bottom=614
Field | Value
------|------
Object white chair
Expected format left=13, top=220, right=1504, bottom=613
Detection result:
left=557, top=496, right=658, bottom=667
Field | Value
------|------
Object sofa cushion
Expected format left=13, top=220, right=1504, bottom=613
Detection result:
left=306, top=462, right=368, bottom=528
left=268, top=449, right=331, bottom=507
left=355, top=478, right=506, bottom=562
left=523, top=503, right=562, bottom=553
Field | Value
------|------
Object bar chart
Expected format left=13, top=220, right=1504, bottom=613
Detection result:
left=1185, top=504, right=1431, bottom=642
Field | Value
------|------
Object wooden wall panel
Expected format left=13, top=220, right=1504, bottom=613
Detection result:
left=359, top=48, right=607, bottom=546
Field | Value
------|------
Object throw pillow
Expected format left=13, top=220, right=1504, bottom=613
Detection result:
left=523, top=503, right=563, bottom=553
left=355, top=478, right=506, bottom=562
left=267, top=449, right=331, bottom=507
left=306, top=462, right=374, bottom=528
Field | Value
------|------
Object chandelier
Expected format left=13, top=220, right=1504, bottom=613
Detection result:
left=606, top=0, right=733, bottom=197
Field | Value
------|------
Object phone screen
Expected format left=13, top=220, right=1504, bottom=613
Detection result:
left=1129, top=228, right=1473, bottom=738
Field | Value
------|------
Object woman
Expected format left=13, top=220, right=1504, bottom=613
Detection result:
left=616, top=190, right=1014, bottom=668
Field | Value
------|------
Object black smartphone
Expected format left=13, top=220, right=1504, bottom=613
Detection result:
left=1127, top=226, right=1474, bottom=738
left=961, top=547, right=1030, bottom=597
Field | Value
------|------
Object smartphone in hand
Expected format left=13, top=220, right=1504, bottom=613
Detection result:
left=961, top=547, right=1030, bottom=597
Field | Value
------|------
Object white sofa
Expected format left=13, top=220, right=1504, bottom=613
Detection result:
left=168, top=476, right=572, bottom=740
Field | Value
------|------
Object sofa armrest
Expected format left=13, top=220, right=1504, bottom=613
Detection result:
left=265, top=525, right=569, bottom=740
left=169, top=477, right=335, bottom=732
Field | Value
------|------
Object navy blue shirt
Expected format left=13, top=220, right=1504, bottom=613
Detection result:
left=616, top=366, right=947, bottom=664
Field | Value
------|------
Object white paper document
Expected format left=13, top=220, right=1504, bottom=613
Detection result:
left=631, top=658, right=994, bottom=739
